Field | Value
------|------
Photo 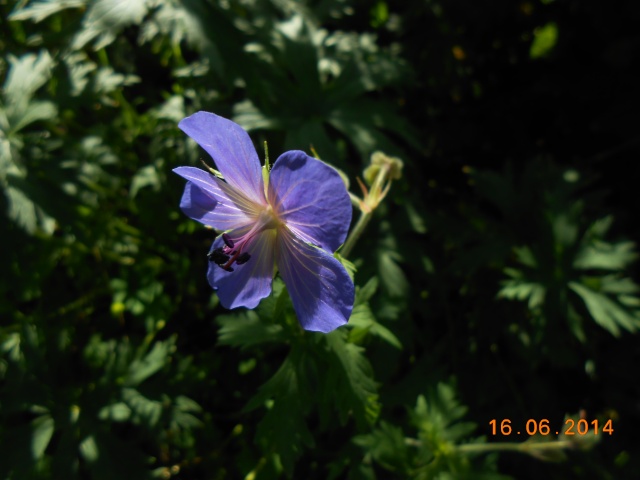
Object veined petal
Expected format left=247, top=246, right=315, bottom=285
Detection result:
left=276, top=228, right=353, bottom=332
left=179, top=112, right=266, bottom=205
left=173, top=166, right=259, bottom=230
left=207, top=228, right=276, bottom=309
left=268, top=151, right=351, bottom=252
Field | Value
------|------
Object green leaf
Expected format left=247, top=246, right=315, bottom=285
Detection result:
left=98, top=402, right=132, bottom=422
left=334, top=251, right=357, bottom=282
left=353, top=421, right=410, bottom=474
left=154, top=95, right=186, bottom=123
left=9, top=0, right=86, bottom=23
left=245, top=349, right=313, bottom=474
left=530, top=22, right=558, bottom=59
left=349, top=277, right=402, bottom=350
left=513, top=245, right=538, bottom=268
left=349, top=303, right=402, bottom=349
left=217, top=311, right=285, bottom=350
left=10, top=100, right=57, bottom=133
left=71, top=0, right=149, bottom=49
left=5, top=183, right=38, bottom=233
left=587, top=215, right=614, bottom=238
left=406, top=202, right=428, bottom=234
left=122, top=387, right=163, bottom=426
left=31, top=414, right=54, bottom=460
left=62, top=51, right=97, bottom=96
left=233, top=100, right=280, bottom=131
left=600, top=275, right=640, bottom=295
left=498, top=279, right=546, bottom=309
left=93, top=67, right=140, bottom=95
left=172, top=396, right=203, bottom=429
left=130, top=164, right=160, bottom=198
left=552, top=213, right=578, bottom=247
left=567, top=303, right=587, bottom=343
left=3, top=50, right=54, bottom=104
left=411, top=383, right=476, bottom=445
left=370, top=1, right=389, bottom=28
left=378, top=250, right=408, bottom=298
left=324, top=331, right=380, bottom=428
left=355, top=276, right=379, bottom=304
left=124, top=339, right=171, bottom=386
left=255, top=395, right=314, bottom=475
left=569, top=281, right=640, bottom=336
left=79, top=435, right=99, bottom=463
left=574, top=240, right=637, bottom=270
left=2, top=51, right=56, bottom=135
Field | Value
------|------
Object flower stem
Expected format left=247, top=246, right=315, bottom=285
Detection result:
left=341, top=152, right=403, bottom=259
left=455, top=439, right=574, bottom=454
left=341, top=209, right=372, bottom=259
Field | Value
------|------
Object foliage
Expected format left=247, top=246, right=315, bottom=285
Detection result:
left=2, top=0, right=640, bottom=478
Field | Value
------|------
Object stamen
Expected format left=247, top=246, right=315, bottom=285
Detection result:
left=216, top=208, right=279, bottom=272
left=236, top=253, right=251, bottom=265
left=207, top=247, right=230, bottom=265
left=222, top=250, right=242, bottom=271
left=222, top=233, right=235, bottom=248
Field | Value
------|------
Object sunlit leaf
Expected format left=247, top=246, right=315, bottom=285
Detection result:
left=569, top=281, right=640, bottom=336
left=9, top=0, right=86, bottom=23
left=79, top=435, right=99, bottom=463
left=31, top=414, right=54, bottom=460
left=498, top=279, right=546, bottom=309
left=72, top=0, right=150, bottom=49
left=98, top=402, right=132, bottom=422
left=130, top=164, right=160, bottom=198
left=574, top=240, right=637, bottom=271
left=3, top=50, right=54, bottom=103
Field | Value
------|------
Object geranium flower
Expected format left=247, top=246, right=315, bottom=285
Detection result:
left=173, top=112, right=354, bottom=333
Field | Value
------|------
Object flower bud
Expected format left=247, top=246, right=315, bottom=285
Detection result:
left=363, top=151, right=403, bottom=185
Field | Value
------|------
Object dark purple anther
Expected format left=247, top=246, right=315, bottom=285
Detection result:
left=207, top=248, right=230, bottom=265
left=222, top=233, right=235, bottom=248
left=236, top=252, right=251, bottom=265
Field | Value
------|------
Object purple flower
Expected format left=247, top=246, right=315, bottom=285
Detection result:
left=173, top=112, right=354, bottom=333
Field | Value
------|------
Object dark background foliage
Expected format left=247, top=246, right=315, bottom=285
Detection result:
left=1, top=0, right=639, bottom=478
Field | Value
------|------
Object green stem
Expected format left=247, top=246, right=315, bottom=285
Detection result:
left=349, top=192, right=362, bottom=207
left=244, top=456, right=267, bottom=480
left=341, top=209, right=372, bottom=259
left=455, top=440, right=574, bottom=454
left=341, top=163, right=393, bottom=258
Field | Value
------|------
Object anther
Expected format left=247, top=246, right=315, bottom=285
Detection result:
left=222, top=233, right=235, bottom=248
left=207, top=247, right=229, bottom=265
left=235, top=252, right=251, bottom=265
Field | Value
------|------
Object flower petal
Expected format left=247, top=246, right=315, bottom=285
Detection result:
left=179, top=112, right=265, bottom=204
left=207, top=228, right=276, bottom=309
left=173, top=166, right=258, bottom=230
left=268, top=151, right=351, bottom=252
left=276, top=228, right=353, bottom=332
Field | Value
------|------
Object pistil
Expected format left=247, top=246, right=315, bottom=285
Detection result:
left=211, top=208, right=280, bottom=272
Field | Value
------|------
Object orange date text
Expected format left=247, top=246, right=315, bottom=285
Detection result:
left=489, top=418, right=614, bottom=436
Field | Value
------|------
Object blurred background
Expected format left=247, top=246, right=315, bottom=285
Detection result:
left=1, top=0, right=639, bottom=478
